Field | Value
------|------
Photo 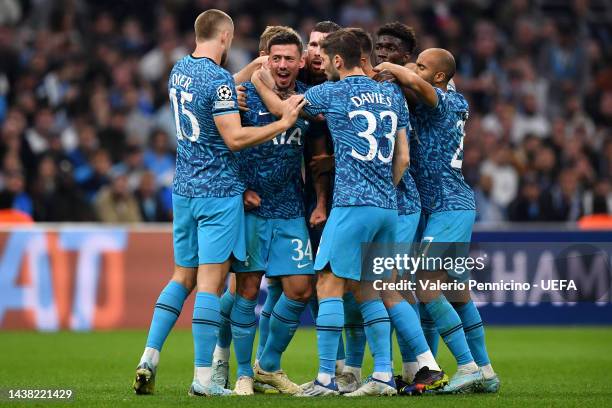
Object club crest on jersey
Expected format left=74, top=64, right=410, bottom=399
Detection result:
left=217, top=85, right=233, bottom=100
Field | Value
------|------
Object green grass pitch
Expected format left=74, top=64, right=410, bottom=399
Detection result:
left=1, top=327, right=611, bottom=407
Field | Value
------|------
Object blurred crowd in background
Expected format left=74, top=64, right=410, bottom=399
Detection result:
left=0, top=0, right=610, bottom=223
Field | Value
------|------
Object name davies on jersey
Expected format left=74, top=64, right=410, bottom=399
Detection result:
left=351, top=92, right=393, bottom=108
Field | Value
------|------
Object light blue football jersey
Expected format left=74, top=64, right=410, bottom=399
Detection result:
left=304, top=75, right=408, bottom=209
left=168, top=55, right=245, bottom=197
left=238, top=81, right=310, bottom=219
left=397, top=121, right=421, bottom=215
left=409, top=87, right=476, bottom=213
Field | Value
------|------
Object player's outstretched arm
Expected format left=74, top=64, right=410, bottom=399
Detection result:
left=214, top=95, right=306, bottom=151
left=392, top=127, right=410, bottom=186
left=374, top=62, right=438, bottom=108
left=233, top=56, right=268, bottom=84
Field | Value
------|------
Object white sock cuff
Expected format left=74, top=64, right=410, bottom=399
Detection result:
left=480, top=363, right=495, bottom=379
left=416, top=351, right=440, bottom=372
left=372, top=371, right=392, bottom=382
left=213, top=346, right=230, bottom=362
left=141, top=347, right=160, bottom=366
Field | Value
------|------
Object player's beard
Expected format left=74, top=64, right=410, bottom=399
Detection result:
left=325, top=65, right=340, bottom=82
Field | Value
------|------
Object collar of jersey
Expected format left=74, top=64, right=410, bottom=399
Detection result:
left=189, top=54, right=216, bottom=64
left=343, top=74, right=368, bottom=80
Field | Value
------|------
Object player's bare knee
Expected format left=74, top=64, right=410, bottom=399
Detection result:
left=228, top=273, right=237, bottom=294
left=171, top=266, right=197, bottom=291
left=236, top=273, right=263, bottom=300
left=316, top=270, right=344, bottom=299
left=285, top=284, right=313, bottom=303
left=381, top=290, right=402, bottom=309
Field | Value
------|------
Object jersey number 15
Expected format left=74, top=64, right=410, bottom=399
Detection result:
left=170, top=88, right=200, bottom=142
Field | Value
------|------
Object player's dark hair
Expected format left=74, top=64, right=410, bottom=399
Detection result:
left=347, top=27, right=373, bottom=56
left=376, top=22, right=416, bottom=55
left=320, top=29, right=361, bottom=70
left=259, top=25, right=293, bottom=53
left=312, top=20, right=341, bottom=34
left=267, top=30, right=304, bottom=55
left=194, top=9, right=233, bottom=42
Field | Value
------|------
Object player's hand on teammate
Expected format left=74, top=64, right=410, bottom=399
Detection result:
left=309, top=154, right=335, bottom=178
left=372, top=68, right=396, bottom=82
left=372, top=62, right=401, bottom=82
left=243, top=190, right=261, bottom=210
left=279, top=94, right=306, bottom=128
left=252, top=65, right=275, bottom=90
left=237, top=85, right=249, bottom=111
left=309, top=204, right=327, bottom=228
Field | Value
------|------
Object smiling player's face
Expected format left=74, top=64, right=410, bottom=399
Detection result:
left=268, top=44, right=304, bottom=90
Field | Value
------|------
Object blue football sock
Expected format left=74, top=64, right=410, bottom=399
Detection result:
left=419, top=303, right=439, bottom=356
left=216, top=289, right=234, bottom=349
left=424, top=295, right=473, bottom=366
left=456, top=301, right=490, bottom=366
left=337, top=332, right=346, bottom=362
left=343, top=293, right=365, bottom=368
left=308, top=295, right=319, bottom=320
left=316, top=297, right=344, bottom=375
left=146, top=281, right=189, bottom=351
left=256, top=282, right=282, bottom=360
left=396, top=303, right=419, bottom=363
left=360, top=299, right=392, bottom=374
left=389, top=325, right=395, bottom=367
left=193, top=292, right=221, bottom=367
left=388, top=301, right=429, bottom=363
left=230, top=295, right=258, bottom=378
left=259, top=294, right=307, bottom=372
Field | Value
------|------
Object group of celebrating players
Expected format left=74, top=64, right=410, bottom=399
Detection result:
left=132, top=8, right=501, bottom=398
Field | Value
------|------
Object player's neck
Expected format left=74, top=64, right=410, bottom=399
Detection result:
left=434, top=81, right=448, bottom=92
left=192, top=42, right=223, bottom=65
left=339, top=66, right=365, bottom=80
left=275, top=80, right=297, bottom=94
left=362, top=64, right=376, bottom=78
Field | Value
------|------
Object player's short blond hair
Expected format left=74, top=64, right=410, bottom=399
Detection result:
left=194, top=9, right=233, bottom=42
left=258, top=25, right=299, bottom=54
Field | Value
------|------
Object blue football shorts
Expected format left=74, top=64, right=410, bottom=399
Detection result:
left=232, top=213, right=314, bottom=277
left=314, top=206, right=397, bottom=281
left=172, top=193, right=246, bottom=267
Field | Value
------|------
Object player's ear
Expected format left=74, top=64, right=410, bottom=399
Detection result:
left=221, top=29, right=232, bottom=46
left=299, top=54, right=306, bottom=69
left=434, top=71, right=446, bottom=84
left=334, top=55, right=342, bottom=70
